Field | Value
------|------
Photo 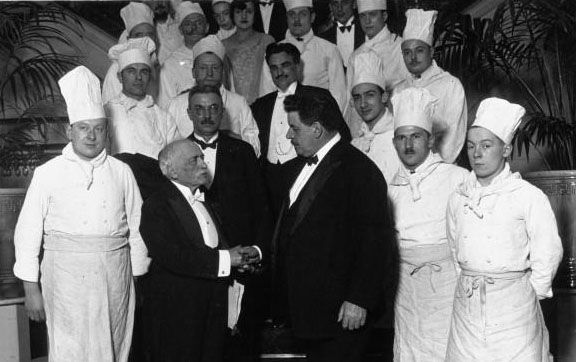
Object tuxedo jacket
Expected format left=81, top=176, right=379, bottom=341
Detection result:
left=139, top=181, right=230, bottom=360
left=190, top=132, right=271, bottom=255
left=251, top=84, right=352, bottom=161
left=317, top=16, right=365, bottom=52
left=113, top=153, right=167, bottom=201
left=272, top=140, right=395, bottom=339
left=253, top=0, right=287, bottom=42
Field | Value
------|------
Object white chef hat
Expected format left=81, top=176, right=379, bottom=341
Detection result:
left=176, top=1, right=205, bottom=27
left=350, top=51, right=387, bottom=90
left=392, top=87, right=436, bottom=133
left=58, top=66, right=106, bottom=124
left=472, top=97, right=525, bottom=144
left=108, top=37, right=156, bottom=71
left=403, top=8, right=437, bottom=46
left=357, top=0, right=387, bottom=14
left=283, top=0, right=313, bottom=11
left=212, top=0, right=232, bottom=5
left=120, top=2, right=154, bottom=35
left=192, top=35, right=226, bottom=61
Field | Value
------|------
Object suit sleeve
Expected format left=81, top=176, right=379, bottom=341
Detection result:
left=140, top=197, right=223, bottom=280
left=346, top=162, right=395, bottom=311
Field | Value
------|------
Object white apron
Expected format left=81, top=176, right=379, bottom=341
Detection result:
left=445, top=269, right=552, bottom=362
left=394, top=243, right=457, bottom=361
left=41, top=233, right=135, bottom=362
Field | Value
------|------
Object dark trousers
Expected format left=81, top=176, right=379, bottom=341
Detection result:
left=301, top=326, right=371, bottom=362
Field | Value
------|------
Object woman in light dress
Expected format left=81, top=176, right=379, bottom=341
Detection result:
left=223, top=0, right=275, bottom=104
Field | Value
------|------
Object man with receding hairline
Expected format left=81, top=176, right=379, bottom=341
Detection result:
left=140, top=138, right=259, bottom=362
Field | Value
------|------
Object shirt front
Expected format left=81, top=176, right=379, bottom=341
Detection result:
left=171, top=181, right=231, bottom=277
left=13, top=143, right=150, bottom=282
left=289, top=133, right=341, bottom=207
left=336, top=18, right=355, bottom=68
left=259, top=2, right=274, bottom=34
left=166, top=85, right=261, bottom=156
left=192, top=132, right=219, bottom=182
left=259, top=30, right=347, bottom=112
left=105, top=93, right=179, bottom=159
left=267, top=82, right=297, bottom=164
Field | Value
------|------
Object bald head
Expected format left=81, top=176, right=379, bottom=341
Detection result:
left=159, top=139, right=210, bottom=189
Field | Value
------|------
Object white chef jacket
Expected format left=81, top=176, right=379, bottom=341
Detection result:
left=447, top=163, right=563, bottom=299
left=13, top=143, right=150, bottom=281
left=166, top=85, right=261, bottom=156
left=389, top=152, right=468, bottom=248
left=344, top=26, right=408, bottom=136
left=350, top=110, right=399, bottom=183
left=158, top=45, right=196, bottom=108
left=394, top=61, right=467, bottom=164
left=105, top=93, right=179, bottom=159
left=259, top=30, right=347, bottom=112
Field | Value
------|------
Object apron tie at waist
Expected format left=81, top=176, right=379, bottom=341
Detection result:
left=44, top=233, right=128, bottom=253
left=460, top=269, right=528, bottom=341
left=402, top=244, right=452, bottom=293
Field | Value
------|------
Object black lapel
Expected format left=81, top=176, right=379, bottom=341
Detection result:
left=289, top=142, right=344, bottom=234
left=353, top=17, right=365, bottom=49
left=327, top=24, right=337, bottom=44
left=210, top=133, right=229, bottom=190
left=166, top=183, right=204, bottom=246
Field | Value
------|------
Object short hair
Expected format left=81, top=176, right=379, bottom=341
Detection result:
left=265, top=42, right=301, bottom=65
left=230, top=0, right=257, bottom=13
left=187, top=84, right=222, bottom=107
left=283, top=89, right=343, bottom=132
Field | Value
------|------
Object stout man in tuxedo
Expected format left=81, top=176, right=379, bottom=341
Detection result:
left=271, top=88, right=395, bottom=362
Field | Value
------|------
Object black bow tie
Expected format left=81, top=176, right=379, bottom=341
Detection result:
left=260, top=1, right=273, bottom=6
left=339, top=25, right=352, bottom=33
left=304, top=155, right=318, bottom=166
left=295, top=37, right=304, bottom=42
left=193, top=137, right=218, bottom=150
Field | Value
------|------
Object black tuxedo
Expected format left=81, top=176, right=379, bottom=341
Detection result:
left=113, top=153, right=167, bottom=201
left=140, top=181, right=230, bottom=362
left=251, top=84, right=352, bottom=214
left=253, top=0, right=287, bottom=42
left=317, top=16, right=365, bottom=54
left=190, top=132, right=271, bottom=252
left=272, top=140, right=395, bottom=359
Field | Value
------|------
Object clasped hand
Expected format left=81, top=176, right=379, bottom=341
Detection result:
left=229, top=245, right=261, bottom=272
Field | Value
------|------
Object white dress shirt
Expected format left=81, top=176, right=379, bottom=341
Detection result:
left=267, top=81, right=297, bottom=164
left=259, top=30, right=347, bottom=112
left=192, top=133, right=218, bottom=181
left=289, top=133, right=341, bottom=206
left=171, top=181, right=231, bottom=277
left=166, top=85, right=261, bottom=156
left=394, top=61, right=467, bottom=163
left=259, top=2, right=274, bottom=34
left=105, top=93, right=180, bottom=159
left=336, top=18, right=355, bottom=68
left=13, top=144, right=150, bottom=282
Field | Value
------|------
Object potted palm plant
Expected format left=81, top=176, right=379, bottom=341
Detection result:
left=0, top=2, right=82, bottom=298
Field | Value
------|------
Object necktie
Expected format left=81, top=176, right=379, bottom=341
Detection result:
left=194, top=137, right=218, bottom=150
left=304, top=155, right=318, bottom=166
left=339, top=25, right=352, bottom=33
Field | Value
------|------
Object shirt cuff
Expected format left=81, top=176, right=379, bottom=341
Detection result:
left=252, top=245, right=263, bottom=261
left=218, top=250, right=231, bottom=277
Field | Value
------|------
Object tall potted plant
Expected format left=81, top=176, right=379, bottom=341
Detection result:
left=0, top=2, right=81, bottom=298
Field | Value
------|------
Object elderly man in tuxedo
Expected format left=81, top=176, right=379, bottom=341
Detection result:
left=271, top=87, right=395, bottom=362
left=139, top=138, right=260, bottom=362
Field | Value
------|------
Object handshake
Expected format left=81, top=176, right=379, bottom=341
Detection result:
left=229, top=245, right=262, bottom=272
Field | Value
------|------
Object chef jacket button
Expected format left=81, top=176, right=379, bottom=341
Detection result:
left=486, top=259, right=492, bottom=264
